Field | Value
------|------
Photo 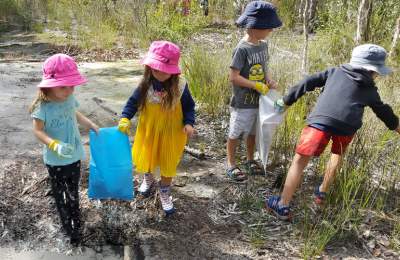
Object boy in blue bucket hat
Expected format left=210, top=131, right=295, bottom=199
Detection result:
left=226, top=1, right=282, bottom=181
left=267, top=44, right=400, bottom=220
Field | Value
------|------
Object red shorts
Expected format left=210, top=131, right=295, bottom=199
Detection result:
left=295, top=126, right=354, bottom=156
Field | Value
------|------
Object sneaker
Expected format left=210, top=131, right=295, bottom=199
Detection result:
left=314, top=185, right=326, bottom=205
left=138, top=173, right=155, bottom=197
left=266, top=195, right=292, bottom=221
left=159, top=184, right=175, bottom=216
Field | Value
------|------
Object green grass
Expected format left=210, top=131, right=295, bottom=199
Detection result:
left=182, top=44, right=232, bottom=117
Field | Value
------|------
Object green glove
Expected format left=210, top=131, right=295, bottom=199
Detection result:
left=48, top=140, right=74, bottom=158
left=274, top=98, right=286, bottom=113
left=254, top=82, right=269, bottom=95
left=118, top=117, right=131, bottom=135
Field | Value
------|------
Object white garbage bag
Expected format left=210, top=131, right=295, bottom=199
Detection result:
left=256, top=89, right=284, bottom=171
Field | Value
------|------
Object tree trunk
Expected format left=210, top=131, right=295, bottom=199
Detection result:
left=301, top=0, right=317, bottom=75
left=389, top=17, right=400, bottom=58
left=298, top=0, right=305, bottom=21
left=355, top=0, right=373, bottom=44
left=307, top=0, right=317, bottom=33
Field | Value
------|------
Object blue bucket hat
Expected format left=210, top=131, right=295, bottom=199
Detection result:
left=236, top=1, right=282, bottom=29
left=349, top=44, right=392, bottom=75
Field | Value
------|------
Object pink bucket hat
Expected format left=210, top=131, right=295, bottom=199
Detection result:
left=37, top=53, right=87, bottom=88
left=141, top=41, right=181, bottom=74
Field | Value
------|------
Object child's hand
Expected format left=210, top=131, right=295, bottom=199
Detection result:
left=183, top=124, right=195, bottom=138
left=267, top=79, right=278, bottom=89
left=48, top=140, right=74, bottom=158
left=90, top=122, right=100, bottom=134
left=254, top=82, right=269, bottom=95
left=274, top=98, right=286, bottom=113
left=118, top=118, right=131, bottom=135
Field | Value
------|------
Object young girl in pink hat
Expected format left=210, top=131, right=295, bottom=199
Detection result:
left=29, top=53, right=99, bottom=245
left=118, top=41, right=195, bottom=215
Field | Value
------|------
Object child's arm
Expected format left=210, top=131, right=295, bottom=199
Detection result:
left=181, top=84, right=196, bottom=138
left=283, top=68, right=333, bottom=106
left=229, top=69, right=258, bottom=89
left=121, top=88, right=141, bottom=119
left=33, top=119, right=74, bottom=158
left=369, top=92, right=399, bottom=132
left=33, top=119, right=53, bottom=146
left=266, top=72, right=278, bottom=89
left=230, top=69, right=270, bottom=95
left=118, top=87, right=141, bottom=135
left=76, top=111, right=99, bottom=133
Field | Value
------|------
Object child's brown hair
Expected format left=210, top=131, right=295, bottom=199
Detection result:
left=138, top=66, right=181, bottom=110
left=29, top=88, right=51, bottom=114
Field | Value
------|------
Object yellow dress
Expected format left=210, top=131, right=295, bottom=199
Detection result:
left=132, top=81, right=187, bottom=177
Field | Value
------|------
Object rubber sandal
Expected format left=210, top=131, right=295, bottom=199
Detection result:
left=226, top=166, right=247, bottom=182
left=244, top=160, right=264, bottom=175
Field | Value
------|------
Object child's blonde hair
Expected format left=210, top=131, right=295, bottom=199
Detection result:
left=138, top=66, right=181, bottom=110
left=29, top=88, right=51, bottom=114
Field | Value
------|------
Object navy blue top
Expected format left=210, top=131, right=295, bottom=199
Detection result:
left=283, top=64, right=399, bottom=135
left=121, top=79, right=196, bottom=126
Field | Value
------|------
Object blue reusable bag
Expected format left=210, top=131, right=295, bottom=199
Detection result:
left=89, top=126, right=134, bottom=200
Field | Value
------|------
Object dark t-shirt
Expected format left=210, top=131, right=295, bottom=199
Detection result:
left=230, top=39, right=269, bottom=109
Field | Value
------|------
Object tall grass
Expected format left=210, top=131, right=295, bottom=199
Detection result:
left=182, top=44, right=232, bottom=117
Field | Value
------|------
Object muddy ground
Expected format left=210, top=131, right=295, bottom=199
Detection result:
left=0, top=31, right=398, bottom=259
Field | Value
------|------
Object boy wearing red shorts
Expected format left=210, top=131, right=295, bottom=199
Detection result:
left=267, top=44, right=400, bottom=220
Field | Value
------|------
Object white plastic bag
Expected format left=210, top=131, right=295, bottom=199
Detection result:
left=256, top=89, right=284, bottom=171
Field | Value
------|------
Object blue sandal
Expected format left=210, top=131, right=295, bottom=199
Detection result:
left=244, top=160, right=264, bottom=175
left=314, top=185, right=326, bottom=205
left=266, top=195, right=292, bottom=221
left=226, top=167, right=247, bottom=182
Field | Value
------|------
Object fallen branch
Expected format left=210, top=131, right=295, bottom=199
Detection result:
left=21, top=176, right=48, bottom=196
left=184, top=146, right=206, bottom=160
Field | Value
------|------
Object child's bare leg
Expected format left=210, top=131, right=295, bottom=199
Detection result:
left=227, top=138, right=239, bottom=167
left=320, top=153, right=342, bottom=192
left=246, top=134, right=256, bottom=161
left=280, top=153, right=311, bottom=206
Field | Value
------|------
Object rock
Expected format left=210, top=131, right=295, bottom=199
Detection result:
left=367, top=240, right=376, bottom=249
left=362, top=229, right=371, bottom=238
left=372, top=247, right=382, bottom=257
left=377, top=236, right=390, bottom=247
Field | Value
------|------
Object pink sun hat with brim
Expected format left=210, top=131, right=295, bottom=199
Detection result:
left=37, top=53, right=88, bottom=88
left=141, top=41, right=181, bottom=74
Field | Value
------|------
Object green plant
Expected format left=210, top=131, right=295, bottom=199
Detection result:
left=182, top=45, right=231, bottom=117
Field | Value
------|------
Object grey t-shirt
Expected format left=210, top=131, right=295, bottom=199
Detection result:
left=230, top=39, right=269, bottom=108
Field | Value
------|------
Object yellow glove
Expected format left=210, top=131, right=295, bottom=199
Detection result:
left=118, top=118, right=131, bottom=135
left=48, top=140, right=74, bottom=159
left=254, top=82, right=269, bottom=95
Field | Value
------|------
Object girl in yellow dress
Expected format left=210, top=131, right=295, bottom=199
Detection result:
left=118, top=41, right=195, bottom=215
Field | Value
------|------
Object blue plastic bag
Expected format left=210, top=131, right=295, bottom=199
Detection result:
left=89, top=126, right=134, bottom=200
